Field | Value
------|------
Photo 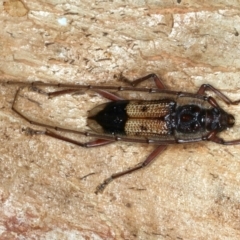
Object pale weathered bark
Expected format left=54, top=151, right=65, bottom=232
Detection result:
left=1, top=1, right=240, bottom=239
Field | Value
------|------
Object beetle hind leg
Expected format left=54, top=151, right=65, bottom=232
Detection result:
left=95, top=145, right=167, bottom=194
left=204, top=130, right=240, bottom=145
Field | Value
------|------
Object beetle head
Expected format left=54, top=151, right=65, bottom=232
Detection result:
left=206, top=108, right=235, bottom=132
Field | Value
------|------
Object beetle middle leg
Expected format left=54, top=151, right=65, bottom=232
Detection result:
left=197, top=84, right=240, bottom=105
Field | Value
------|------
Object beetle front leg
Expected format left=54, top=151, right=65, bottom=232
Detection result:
left=203, top=131, right=240, bottom=145
left=95, top=145, right=167, bottom=194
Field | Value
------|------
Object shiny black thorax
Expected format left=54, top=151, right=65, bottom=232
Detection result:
left=88, top=100, right=232, bottom=136
left=174, top=105, right=228, bottom=133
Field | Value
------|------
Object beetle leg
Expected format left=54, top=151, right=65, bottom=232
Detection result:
left=203, top=131, right=224, bottom=144
left=119, top=73, right=166, bottom=89
left=197, top=84, right=240, bottom=105
left=95, top=145, right=167, bottom=194
left=204, top=131, right=240, bottom=145
left=24, top=127, right=115, bottom=147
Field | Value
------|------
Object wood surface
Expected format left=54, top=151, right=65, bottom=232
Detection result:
left=1, top=1, right=240, bottom=239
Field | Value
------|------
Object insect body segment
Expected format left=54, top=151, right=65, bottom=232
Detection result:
left=6, top=74, right=240, bottom=193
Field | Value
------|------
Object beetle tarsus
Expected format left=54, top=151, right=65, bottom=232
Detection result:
left=95, top=177, right=113, bottom=194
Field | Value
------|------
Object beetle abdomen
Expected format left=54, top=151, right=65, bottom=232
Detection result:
left=87, top=99, right=176, bottom=136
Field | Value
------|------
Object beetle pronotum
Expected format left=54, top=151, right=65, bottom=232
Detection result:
left=6, top=74, right=240, bottom=193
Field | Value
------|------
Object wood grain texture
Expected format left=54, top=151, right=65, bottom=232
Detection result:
left=1, top=1, right=240, bottom=239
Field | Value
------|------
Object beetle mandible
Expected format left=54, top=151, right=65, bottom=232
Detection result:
left=7, top=74, right=240, bottom=193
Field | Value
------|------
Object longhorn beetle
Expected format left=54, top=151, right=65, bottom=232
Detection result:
left=6, top=74, right=240, bottom=193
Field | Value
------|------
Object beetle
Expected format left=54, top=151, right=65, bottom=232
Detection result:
left=6, top=74, right=240, bottom=193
